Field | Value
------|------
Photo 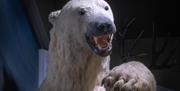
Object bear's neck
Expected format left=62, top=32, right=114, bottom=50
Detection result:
left=46, top=38, right=110, bottom=91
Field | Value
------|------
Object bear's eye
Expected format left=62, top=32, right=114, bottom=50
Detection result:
left=78, top=9, right=86, bottom=16
left=104, top=6, right=109, bottom=11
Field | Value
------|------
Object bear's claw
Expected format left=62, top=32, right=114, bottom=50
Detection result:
left=102, top=74, right=142, bottom=91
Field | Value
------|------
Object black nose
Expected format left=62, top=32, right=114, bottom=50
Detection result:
left=96, top=23, right=111, bottom=31
left=95, top=22, right=114, bottom=33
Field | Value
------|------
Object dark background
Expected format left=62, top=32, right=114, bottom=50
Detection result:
left=35, top=0, right=178, bottom=38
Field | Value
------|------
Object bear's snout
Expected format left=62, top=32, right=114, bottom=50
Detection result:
left=87, top=16, right=116, bottom=36
left=85, top=16, right=116, bottom=57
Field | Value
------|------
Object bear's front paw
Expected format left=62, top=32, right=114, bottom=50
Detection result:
left=102, top=62, right=154, bottom=91
left=102, top=75, right=149, bottom=91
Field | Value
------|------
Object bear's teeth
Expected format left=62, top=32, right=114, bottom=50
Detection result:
left=108, top=34, right=111, bottom=38
left=93, top=37, right=98, bottom=44
left=97, top=44, right=102, bottom=50
left=92, top=34, right=113, bottom=50
left=110, top=34, right=113, bottom=43
left=97, top=43, right=109, bottom=50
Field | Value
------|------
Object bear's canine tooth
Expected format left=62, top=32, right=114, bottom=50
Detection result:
left=93, top=37, right=98, bottom=44
left=97, top=44, right=102, bottom=50
left=110, top=34, right=113, bottom=42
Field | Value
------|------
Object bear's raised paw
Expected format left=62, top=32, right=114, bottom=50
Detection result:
left=102, top=61, right=156, bottom=91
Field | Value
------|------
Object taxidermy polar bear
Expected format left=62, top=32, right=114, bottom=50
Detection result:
left=40, top=0, right=156, bottom=91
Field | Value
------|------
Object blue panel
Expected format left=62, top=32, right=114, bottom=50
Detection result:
left=0, top=0, right=38, bottom=91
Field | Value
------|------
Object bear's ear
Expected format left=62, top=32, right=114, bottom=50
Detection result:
left=48, top=10, right=61, bottom=24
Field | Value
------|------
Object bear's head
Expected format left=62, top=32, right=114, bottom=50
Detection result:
left=49, top=0, right=116, bottom=57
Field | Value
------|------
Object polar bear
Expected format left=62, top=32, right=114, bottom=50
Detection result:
left=40, top=0, right=156, bottom=91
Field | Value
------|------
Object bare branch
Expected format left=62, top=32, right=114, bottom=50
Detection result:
left=162, top=40, right=180, bottom=66
left=127, top=30, right=144, bottom=56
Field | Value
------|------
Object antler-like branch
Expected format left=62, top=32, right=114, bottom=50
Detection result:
left=127, top=29, right=144, bottom=57
left=120, top=17, right=136, bottom=60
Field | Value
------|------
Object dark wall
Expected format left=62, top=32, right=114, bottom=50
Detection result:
left=35, top=0, right=178, bottom=38
left=35, top=0, right=68, bottom=33
left=108, top=0, right=178, bottom=37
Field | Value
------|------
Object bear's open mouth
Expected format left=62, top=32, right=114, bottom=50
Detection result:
left=85, top=33, right=113, bottom=57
